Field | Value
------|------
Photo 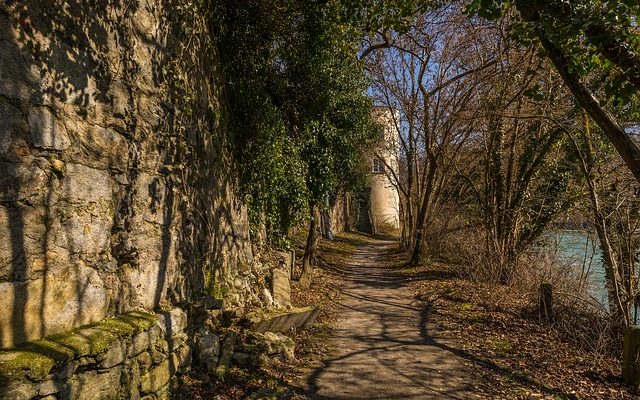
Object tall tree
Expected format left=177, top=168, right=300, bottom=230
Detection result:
left=468, top=0, right=640, bottom=183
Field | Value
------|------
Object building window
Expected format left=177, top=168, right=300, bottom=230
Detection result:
left=372, top=158, right=385, bottom=174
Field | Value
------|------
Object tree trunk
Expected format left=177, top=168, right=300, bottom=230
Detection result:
left=321, top=195, right=334, bottom=240
left=572, top=112, right=631, bottom=326
left=300, top=205, right=320, bottom=288
left=321, top=209, right=334, bottom=240
left=537, top=31, right=640, bottom=184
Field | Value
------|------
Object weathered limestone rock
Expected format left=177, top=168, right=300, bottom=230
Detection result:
left=0, top=262, right=109, bottom=347
left=0, top=102, right=25, bottom=154
left=100, top=338, right=127, bottom=368
left=271, top=268, right=291, bottom=308
left=261, top=288, right=274, bottom=308
left=2, top=381, right=38, bottom=400
left=140, top=357, right=175, bottom=394
left=62, top=163, right=113, bottom=203
left=28, top=107, right=71, bottom=150
left=129, top=325, right=161, bottom=356
left=60, top=368, right=122, bottom=400
left=248, top=307, right=319, bottom=333
left=196, top=333, right=220, bottom=372
left=158, top=308, right=188, bottom=337
left=244, top=331, right=296, bottom=365
left=0, top=41, right=37, bottom=102
left=175, top=345, right=192, bottom=372
left=215, top=332, right=237, bottom=377
left=37, top=379, right=58, bottom=397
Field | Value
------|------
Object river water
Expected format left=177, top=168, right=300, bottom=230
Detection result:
left=544, top=230, right=608, bottom=307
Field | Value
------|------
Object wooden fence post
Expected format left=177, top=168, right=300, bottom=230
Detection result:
left=539, top=283, right=553, bottom=322
left=623, top=326, right=640, bottom=388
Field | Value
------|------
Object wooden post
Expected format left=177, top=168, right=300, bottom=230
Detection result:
left=539, top=283, right=553, bottom=322
left=289, top=249, right=296, bottom=280
left=623, top=326, right=640, bottom=388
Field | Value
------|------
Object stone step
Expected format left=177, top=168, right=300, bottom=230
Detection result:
left=246, top=307, right=319, bottom=333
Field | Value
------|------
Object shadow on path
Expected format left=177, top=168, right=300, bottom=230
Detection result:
left=299, top=239, right=475, bottom=400
left=297, top=237, right=580, bottom=400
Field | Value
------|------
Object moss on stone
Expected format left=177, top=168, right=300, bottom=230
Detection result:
left=0, top=311, right=159, bottom=385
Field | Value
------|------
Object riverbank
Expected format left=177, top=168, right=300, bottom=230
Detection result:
left=405, top=259, right=635, bottom=399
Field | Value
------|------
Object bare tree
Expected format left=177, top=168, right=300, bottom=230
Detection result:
left=368, top=5, right=498, bottom=264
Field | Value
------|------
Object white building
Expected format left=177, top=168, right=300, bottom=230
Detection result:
left=369, top=107, right=400, bottom=231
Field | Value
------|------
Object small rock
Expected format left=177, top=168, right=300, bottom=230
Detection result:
left=158, top=308, right=187, bottom=336
left=55, top=361, right=77, bottom=380
left=3, top=381, right=38, bottom=400
left=101, top=339, right=126, bottom=368
left=137, top=352, right=153, bottom=371
left=231, top=352, right=252, bottom=368
left=50, top=158, right=65, bottom=174
left=196, top=333, right=219, bottom=372
left=261, top=288, right=274, bottom=307
left=195, top=296, right=223, bottom=311
left=38, top=379, right=58, bottom=396
left=215, top=332, right=237, bottom=377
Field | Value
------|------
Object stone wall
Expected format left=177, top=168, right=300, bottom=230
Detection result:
left=0, top=308, right=191, bottom=400
left=0, top=0, right=260, bottom=349
left=329, top=192, right=355, bottom=234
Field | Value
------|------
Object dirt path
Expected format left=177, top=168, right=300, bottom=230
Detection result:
left=298, top=237, right=479, bottom=400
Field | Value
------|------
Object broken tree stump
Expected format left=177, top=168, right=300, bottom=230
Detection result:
left=538, top=283, right=553, bottom=322
left=624, top=325, right=640, bottom=388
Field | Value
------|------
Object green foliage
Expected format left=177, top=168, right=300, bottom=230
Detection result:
left=466, top=0, right=640, bottom=106
left=211, top=0, right=378, bottom=245
left=340, top=0, right=437, bottom=33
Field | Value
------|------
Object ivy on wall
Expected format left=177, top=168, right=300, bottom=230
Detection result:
left=210, top=0, right=379, bottom=246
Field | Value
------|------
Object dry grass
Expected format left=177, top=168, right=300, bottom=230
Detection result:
left=405, top=258, right=635, bottom=399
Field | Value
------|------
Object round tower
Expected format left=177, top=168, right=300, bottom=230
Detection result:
left=369, top=107, right=400, bottom=231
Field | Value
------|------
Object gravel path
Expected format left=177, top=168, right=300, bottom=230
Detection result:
left=300, top=237, right=479, bottom=400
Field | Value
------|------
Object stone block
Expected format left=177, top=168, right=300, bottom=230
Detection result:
left=1, top=381, right=38, bottom=400
left=137, top=351, right=153, bottom=372
left=130, top=325, right=161, bottom=356
left=271, top=268, right=291, bottom=308
left=158, top=308, right=187, bottom=337
left=196, top=333, right=219, bottom=372
left=0, top=102, right=26, bottom=154
left=37, top=379, right=58, bottom=396
left=175, top=345, right=192, bottom=371
left=28, top=107, right=70, bottom=150
left=0, top=262, right=109, bottom=347
left=101, top=338, right=127, bottom=368
left=0, top=160, right=49, bottom=203
left=140, top=356, right=177, bottom=394
left=0, top=41, right=37, bottom=102
left=193, top=296, right=223, bottom=313
left=55, top=361, right=78, bottom=380
left=109, top=80, right=131, bottom=118
left=64, top=122, right=129, bottom=171
left=62, top=163, right=112, bottom=203
left=248, top=307, right=319, bottom=333
left=64, top=368, right=122, bottom=400
left=276, top=250, right=295, bottom=277
left=215, top=332, right=237, bottom=377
